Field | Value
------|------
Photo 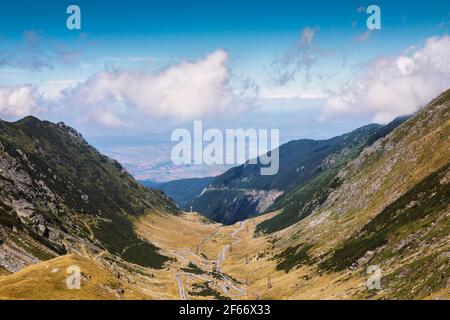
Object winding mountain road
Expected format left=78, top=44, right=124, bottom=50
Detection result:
left=216, top=221, right=245, bottom=273
left=175, top=274, right=187, bottom=300
left=173, top=221, right=247, bottom=300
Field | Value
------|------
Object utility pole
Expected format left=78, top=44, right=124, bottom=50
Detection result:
left=267, top=275, right=272, bottom=289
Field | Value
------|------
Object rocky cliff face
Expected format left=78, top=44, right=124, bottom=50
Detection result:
left=0, top=116, right=178, bottom=272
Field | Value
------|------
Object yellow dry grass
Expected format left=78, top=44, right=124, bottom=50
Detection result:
left=217, top=211, right=368, bottom=300
left=136, top=210, right=218, bottom=251
left=0, top=254, right=148, bottom=300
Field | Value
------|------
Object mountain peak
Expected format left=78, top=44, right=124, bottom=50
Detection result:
left=13, top=115, right=41, bottom=125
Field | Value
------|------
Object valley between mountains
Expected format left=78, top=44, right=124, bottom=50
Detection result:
left=0, top=89, right=449, bottom=300
left=0, top=209, right=398, bottom=300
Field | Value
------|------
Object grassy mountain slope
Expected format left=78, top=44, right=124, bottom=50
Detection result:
left=264, top=88, right=450, bottom=299
left=0, top=116, right=178, bottom=272
left=256, top=116, right=410, bottom=234
left=192, top=123, right=409, bottom=225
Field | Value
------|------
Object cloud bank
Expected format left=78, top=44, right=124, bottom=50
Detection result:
left=321, top=35, right=450, bottom=123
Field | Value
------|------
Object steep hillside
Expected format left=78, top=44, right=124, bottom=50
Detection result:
left=0, top=116, right=178, bottom=273
left=192, top=121, right=409, bottom=225
left=257, top=116, right=410, bottom=234
left=141, top=176, right=214, bottom=210
left=260, top=88, right=450, bottom=299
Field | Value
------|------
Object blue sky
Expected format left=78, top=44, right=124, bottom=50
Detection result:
left=0, top=0, right=449, bottom=180
left=1, top=1, right=447, bottom=97
left=1, top=1, right=447, bottom=35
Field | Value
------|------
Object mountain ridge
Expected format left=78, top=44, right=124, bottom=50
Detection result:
left=191, top=120, right=409, bottom=225
left=0, top=116, right=179, bottom=272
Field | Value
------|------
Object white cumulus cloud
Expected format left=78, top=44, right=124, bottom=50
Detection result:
left=321, top=35, right=450, bottom=123
left=0, top=85, right=41, bottom=117
left=61, top=49, right=257, bottom=125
